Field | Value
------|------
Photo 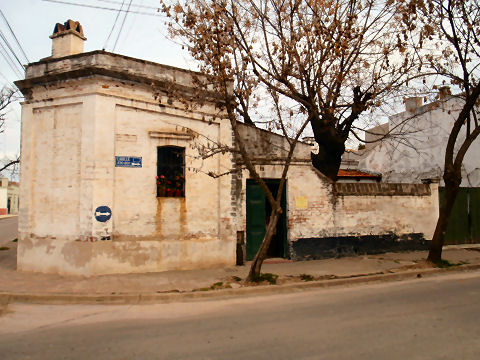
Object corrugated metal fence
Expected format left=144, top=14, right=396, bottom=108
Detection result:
left=439, top=187, right=480, bottom=244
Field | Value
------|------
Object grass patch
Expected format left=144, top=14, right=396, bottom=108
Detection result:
left=210, top=282, right=224, bottom=290
left=12, top=238, right=17, bottom=242
left=435, top=259, right=461, bottom=268
left=253, top=273, right=279, bottom=284
left=0, top=247, right=9, bottom=251
left=300, top=273, right=314, bottom=281
left=231, top=276, right=242, bottom=282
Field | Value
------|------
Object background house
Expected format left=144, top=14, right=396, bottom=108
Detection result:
left=0, top=177, right=18, bottom=215
left=360, top=92, right=480, bottom=244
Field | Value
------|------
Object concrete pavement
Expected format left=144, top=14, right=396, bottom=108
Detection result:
left=1, top=272, right=480, bottom=359
left=0, top=215, right=17, bottom=246
left=1, top=224, right=480, bottom=305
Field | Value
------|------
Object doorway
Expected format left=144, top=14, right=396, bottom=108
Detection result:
left=246, top=179, right=287, bottom=261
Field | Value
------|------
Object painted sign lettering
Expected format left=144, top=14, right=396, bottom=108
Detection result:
left=115, top=156, right=142, bottom=168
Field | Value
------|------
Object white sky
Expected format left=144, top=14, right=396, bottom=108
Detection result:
left=0, top=0, right=194, bottom=159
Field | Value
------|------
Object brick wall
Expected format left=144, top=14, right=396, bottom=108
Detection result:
left=334, top=182, right=431, bottom=196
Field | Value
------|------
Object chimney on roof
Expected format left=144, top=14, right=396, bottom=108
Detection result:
left=404, top=96, right=423, bottom=113
left=49, top=20, right=86, bottom=58
left=438, top=86, right=451, bottom=100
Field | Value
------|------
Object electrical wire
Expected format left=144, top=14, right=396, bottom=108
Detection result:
left=112, top=0, right=133, bottom=52
left=121, top=0, right=143, bottom=46
left=41, top=0, right=164, bottom=17
left=103, top=0, right=126, bottom=50
left=0, top=69, right=11, bottom=84
left=0, top=9, right=29, bottom=63
left=95, top=0, right=159, bottom=10
left=0, top=29, right=25, bottom=70
left=0, top=38, right=23, bottom=77
left=0, top=41, right=23, bottom=79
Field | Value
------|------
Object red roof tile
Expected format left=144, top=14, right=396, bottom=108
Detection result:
left=337, top=169, right=381, bottom=179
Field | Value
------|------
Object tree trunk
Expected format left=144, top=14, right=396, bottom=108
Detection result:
left=311, top=147, right=343, bottom=181
left=427, top=171, right=461, bottom=264
left=309, top=122, right=346, bottom=181
left=246, top=208, right=281, bottom=282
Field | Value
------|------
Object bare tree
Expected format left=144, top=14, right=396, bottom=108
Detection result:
left=0, top=87, right=19, bottom=176
left=163, top=0, right=423, bottom=180
left=162, top=0, right=320, bottom=281
left=401, top=0, right=480, bottom=264
left=162, top=0, right=425, bottom=279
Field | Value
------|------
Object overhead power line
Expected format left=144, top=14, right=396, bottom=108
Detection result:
left=113, top=0, right=134, bottom=52
left=0, top=29, right=25, bottom=71
left=0, top=41, right=23, bottom=79
left=41, top=0, right=165, bottom=17
left=103, top=0, right=126, bottom=50
left=95, top=0, right=159, bottom=11
left=0, top=9, right=29, bottom=63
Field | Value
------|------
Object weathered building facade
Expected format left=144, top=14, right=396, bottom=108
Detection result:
left=236, top=124, right=438, bottom=260
left=16, top=21, right=439, bottom=276
left=0, top=178, right=19, bottom=215
left=16, top=21, right=236, bottom=275
left=360, top=93, right=480, bottom=244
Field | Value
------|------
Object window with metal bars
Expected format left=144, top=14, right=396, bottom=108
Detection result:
left=156, top=146, right=185, bottom=197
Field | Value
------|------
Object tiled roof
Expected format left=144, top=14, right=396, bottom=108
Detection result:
left=337, top=169, right=381, bottom=179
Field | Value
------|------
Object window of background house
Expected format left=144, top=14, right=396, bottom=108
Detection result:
left=157, top=146, right=185, bottom=197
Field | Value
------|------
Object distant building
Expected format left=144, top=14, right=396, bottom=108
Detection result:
left=361, top=92, right=480, bottom=186
left=361, top=92, right=480, bottom=244
left=0, top=178, right=19, bottom=215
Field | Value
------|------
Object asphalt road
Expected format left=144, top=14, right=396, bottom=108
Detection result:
left=0, top=271, right=479, bottom=359
left=0, top=216, right=17, bottom=246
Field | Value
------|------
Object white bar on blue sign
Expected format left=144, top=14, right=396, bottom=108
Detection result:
left=115, top=156, right=142, bottom=168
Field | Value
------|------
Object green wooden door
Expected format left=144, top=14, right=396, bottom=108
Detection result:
left=470, top=188, right=480, bottom=243
left=440, top=188, right=469, bottom=245
left=439, top=187, right=480, bottom=244
left=246, top=181, right=266, bottom=260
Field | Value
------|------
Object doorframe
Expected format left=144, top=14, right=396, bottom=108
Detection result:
left=245, top=178, right=288, bottom=259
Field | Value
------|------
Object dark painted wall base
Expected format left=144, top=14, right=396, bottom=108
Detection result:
left=291, top=233, right=430, bottom=261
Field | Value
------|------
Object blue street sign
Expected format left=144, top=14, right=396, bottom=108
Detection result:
left=95, top=206, right=112, bottom=222
left=115, top=156, right=142, bottom=168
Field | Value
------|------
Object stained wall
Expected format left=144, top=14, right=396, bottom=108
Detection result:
left=16, top=52, right=235, bottom=275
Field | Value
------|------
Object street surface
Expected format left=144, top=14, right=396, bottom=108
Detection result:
left=0, top=271, right=479, bottom=359
left=0, top=216, right=18, bottom=246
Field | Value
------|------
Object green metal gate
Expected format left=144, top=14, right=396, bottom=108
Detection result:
left=246, top=179, right=287, bottom=260
left=439, top=187, right=480, bottom=244
left=246, top=181, right=266, bottom=260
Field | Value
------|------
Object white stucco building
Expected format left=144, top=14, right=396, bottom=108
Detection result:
left=14, top=20, right=441, bottom=276
left=361, top=92, right=480, bottom=187
left=360, top=92, right=480, bottom=244
left=0, top=177, right=19, bottom=215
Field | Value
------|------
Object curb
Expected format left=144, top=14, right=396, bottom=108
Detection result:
left=1, top=263, right=479, bottom=306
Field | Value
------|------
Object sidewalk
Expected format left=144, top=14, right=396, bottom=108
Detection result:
left=1, top=239, right=480, bottom=305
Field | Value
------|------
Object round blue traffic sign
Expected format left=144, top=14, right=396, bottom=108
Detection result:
left=95, top=206, right=112, bottom=222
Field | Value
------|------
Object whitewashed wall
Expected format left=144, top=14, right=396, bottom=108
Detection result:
left=361, top=96, right=480, bottom=187
left=239, top=134, right=438, bottom=259
left=17, top=53, right=236, bottom=275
